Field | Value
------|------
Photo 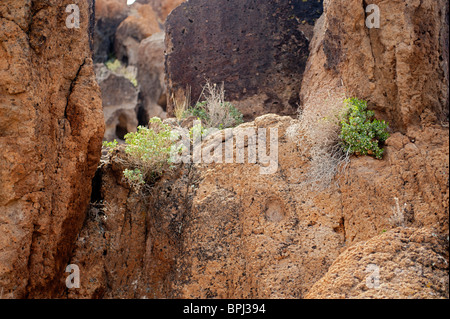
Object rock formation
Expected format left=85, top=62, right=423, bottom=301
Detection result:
left=300, top=0, right=449, bottom=132
left=0, top=0, right=448, bottom=300
left=137, top=32, right=167, bottom=121
left=94, top=1, right=169, bottom=139
left=165, top=0, right=324, bottom=120
left=306, top=227, right=449, bottom=299
left=68, top=1, right=449, bottom=298
left=114, top=2, right=161, bottom=66
left=94, top=64, right=139, bottom=141
left=0, top=0, right=104, bottom=298
left=67, top=114, right=448, bottom=298
left=63, top=0, right=448, bottom=299
left=136, top=0, right=186, bottom=22
left=94, top=0, right=129, bottom=63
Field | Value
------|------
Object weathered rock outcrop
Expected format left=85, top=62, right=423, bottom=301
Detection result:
left=136, top=0, right=185, bottom=22
left=94, top=2, right=168, bottom=140
left=306, top=227, right=449, bottom=299
left=3, top=0, right=448, bottom=300
left=94, top=64, right=139, bottom=141
left=114, top=2, right=161, bottom=66
left=67, top=151, right=194, bottom=299
left=68, top=114, right=448, bottom=299
left=0, top=0, right=104, bottom=298
left=94, top=0, right=129, bottom=63
left=300, top=0, right=449, bottom=132
left=165, top=0, right=323, bottom=120
left=137, top=32, right=167, bottom=121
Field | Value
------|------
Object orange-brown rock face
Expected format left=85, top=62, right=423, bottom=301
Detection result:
left=0, top=0, right=105, bottom=298
left=2, top=0, right=447, bottom=300
left=300, top=0, right=449, bottom=132
left=68, top=115, right=448, bottom=299
left=305, top=227, right=449, bottom=299
left=145, top=0, right=185, bottom=22
left=66, top=0, right=448, bottom=299
left=114, top=2, right=161, bottom=65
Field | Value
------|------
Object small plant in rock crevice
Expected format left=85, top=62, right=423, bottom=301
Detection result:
left=102, top=117, right=181, bottom=191
left=123, top=118, right=181, bottom=187
left=339, top=97, right=390, bottom=160
left=105, top=58, right=138, bottom=87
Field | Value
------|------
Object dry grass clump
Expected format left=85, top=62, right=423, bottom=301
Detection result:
left=297, top=89, right=350, bottom=190
left=172, top=86, right=191, bottom=121
left=201, top=81, right=235, bottom=129
left=186, top=81, right=244, bottom=129
left=171, top=81, right=243, bottom=130
left=389, top=197, right=406, bottom=227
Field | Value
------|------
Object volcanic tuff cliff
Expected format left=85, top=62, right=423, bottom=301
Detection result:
left=0, top=0, right=448, bottom=299
left=0, top=0, right=104, bottom=298
left=67, top=114, right=449, bottom=299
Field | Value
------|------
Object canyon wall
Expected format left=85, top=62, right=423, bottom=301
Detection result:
left=66, top=0, right=448, bottom=299
left=68, top=114, right=448, bottom=299
left=0, top=0, right=104, bottom=298
left=300, top=0, right=449, bottom=132
left=1, top=0, right=448, bottom=299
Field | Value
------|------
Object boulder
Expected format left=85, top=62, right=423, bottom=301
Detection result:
left=0, top=0, right=104, bottom=298
left=93, top=0, right=129, bottom=63
left=137, top=32, right=167, bottom=121
left=305, top=227, right=449, bottom=299
left=165, top=0, right=323, bottom=121
left=94, top=64, right=139, bottom=141
left=114, top=2, right=161, bottom=66
left=300, top=0, right=449, bottom=132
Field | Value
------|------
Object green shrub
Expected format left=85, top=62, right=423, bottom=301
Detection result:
left=185, top=101, right=209, bottom=123
left=189, top=121, right=207, bottom=143
left=339, top=98, right=389, bottom=159
left=105, top=58, right=138, bottom=87
left=123, top=117, right=180, bottom=188
left=102, top=139, right=118, bottom=153
left=123, top=168, right=145, bottom=188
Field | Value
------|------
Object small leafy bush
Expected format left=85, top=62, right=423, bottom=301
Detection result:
left=185, top=101, right=208, bottom=123
left=123, top=168, right=145, bottom=188
left=105, top=58, right=138, bottom=87
left=102, top=139, right=118, bottom=153
left=122, top=117, right=180, bottom=188
left=339, top=98, right=389, bottom=159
